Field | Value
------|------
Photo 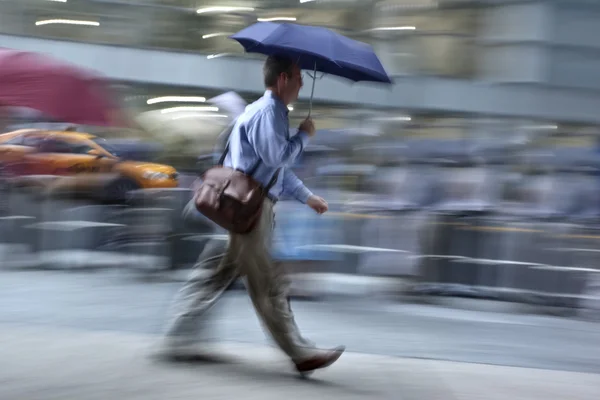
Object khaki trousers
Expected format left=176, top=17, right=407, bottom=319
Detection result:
left=165, top=199, right=314, bottom=362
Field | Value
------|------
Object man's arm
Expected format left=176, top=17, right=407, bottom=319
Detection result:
left=247, top=107, right=310, bottom=168
left=282, top=168, right=313, bottom=204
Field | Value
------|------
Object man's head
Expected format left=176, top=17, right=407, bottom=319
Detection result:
left=263, top=54, right=303, bottom=105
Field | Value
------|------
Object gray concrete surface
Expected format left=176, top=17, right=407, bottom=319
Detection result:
left=1, top=325, right=599, bottom=400
left=2, top=269, right=600, bottom=375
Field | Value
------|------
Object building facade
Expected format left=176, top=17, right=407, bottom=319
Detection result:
left=1, top=0, right=600, bottom=124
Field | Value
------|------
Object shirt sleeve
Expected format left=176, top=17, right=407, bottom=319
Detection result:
left=282, top=168, right=313, bottom=204
left=246, top=107, right=310, bottom=168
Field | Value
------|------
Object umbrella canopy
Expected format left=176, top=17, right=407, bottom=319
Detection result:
left=0, top=48, right=125, bottom=127
left=230, top=22, right=392, bottom=84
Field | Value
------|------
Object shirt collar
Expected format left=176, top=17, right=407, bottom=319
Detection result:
left=264, top=90, right=289, bottom=116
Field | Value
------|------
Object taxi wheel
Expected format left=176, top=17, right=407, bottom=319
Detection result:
left=103, top=177, right=140, bottom=204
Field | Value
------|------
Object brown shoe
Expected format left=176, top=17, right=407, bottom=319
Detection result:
left=294, top=346, right=346, bottom=374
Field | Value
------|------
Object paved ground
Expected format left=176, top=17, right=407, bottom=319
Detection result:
left=2, top=268, right=600, bottom=399
left=2, top=324, right=599, bottom=400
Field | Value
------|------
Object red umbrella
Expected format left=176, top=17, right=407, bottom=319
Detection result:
left=0, top=48, right=126, bottom=127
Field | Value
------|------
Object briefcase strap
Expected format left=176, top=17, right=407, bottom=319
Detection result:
left=218, top=136, right=281, bottom=193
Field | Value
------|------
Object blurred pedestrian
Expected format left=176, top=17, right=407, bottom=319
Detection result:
left=162, top=54, right=344, bottom=375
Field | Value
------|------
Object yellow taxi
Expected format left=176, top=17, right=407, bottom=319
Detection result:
left=0, top=129, right=178, bottom=200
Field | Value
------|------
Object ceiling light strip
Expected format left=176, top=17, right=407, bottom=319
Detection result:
left=147, top=96, right=206, bottom=105
left=202, top=32, right=232, bottom=39
left=160, top=106, right=219, bottom=114
left=197, top=6, right=254, bottom=14
left=207, top=53, right=232, bottom=59
left=257, top=17, right=297, bottom=22
left=36, top=19, right=99, bottom=26
left=370, top=26, right=416, bottom=31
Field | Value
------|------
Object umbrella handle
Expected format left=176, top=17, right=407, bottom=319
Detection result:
left=308, top=62, right=317, bottom=118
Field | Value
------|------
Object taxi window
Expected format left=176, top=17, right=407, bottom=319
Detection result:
left=38, top=138, right=94, bottom=154
left=67, top=142, right=95, bottom=154
left=39, top=139, right=72, bottom=153
left=3, top=136, right=24, bottom=145
left=22, top=135, right=47, bottom=147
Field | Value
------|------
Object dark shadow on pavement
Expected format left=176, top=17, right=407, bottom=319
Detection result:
left=151, top=350, right=377, bottom=396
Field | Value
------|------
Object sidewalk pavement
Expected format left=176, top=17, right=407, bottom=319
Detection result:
left=1, top=324, right=599, bottom=400
left=2, top=253, right=596, bottom=318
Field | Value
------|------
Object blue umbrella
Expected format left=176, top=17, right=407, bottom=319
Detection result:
left=230, top=22, right=392, bottom=115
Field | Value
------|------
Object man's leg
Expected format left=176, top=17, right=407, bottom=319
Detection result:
left=234, top=200, right=344, bottom=370
left=163, top=238, right=237, bottom=348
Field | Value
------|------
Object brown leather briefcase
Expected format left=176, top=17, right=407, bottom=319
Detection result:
left=194, top=143, right=279, bottom=234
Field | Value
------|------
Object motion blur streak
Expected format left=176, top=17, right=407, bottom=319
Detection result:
left=1, top=0, right=600, bottom=399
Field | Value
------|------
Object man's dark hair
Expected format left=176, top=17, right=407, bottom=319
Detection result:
left=263, top=54, right=295, bottom=87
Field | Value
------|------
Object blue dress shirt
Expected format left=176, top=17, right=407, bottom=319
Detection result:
left=222, top=90, right=313, bottom=203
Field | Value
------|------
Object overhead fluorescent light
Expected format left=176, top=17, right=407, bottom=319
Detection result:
left=36, top=19, right=100, bottom=26
left=147, top=96, right=206, bottom=105
left=299, top=0, right=316, bottom=3
left=202, top=32, right=231, bottom=39
left=522, top=124, right=558, bottom=130
left=47, top=0, right=67, bottom=2
left=372, top=115, right=412, bottom=122
left=258, top=17, right=297, bottom=22
left=371, top=26, right=416, bottom=31
left=197, top=6, right=255, bottom=14
left=207, top=53, right=231, bottom=59
left=161, top=106, right=219, bottom=114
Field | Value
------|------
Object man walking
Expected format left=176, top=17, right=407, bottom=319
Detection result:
left=162, top=54, right=345, bottom=374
